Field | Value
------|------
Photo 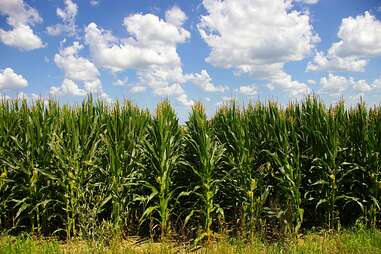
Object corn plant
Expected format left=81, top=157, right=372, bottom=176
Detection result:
left=212, top=102, right=269, bottom=239
left=361, top=106, right=381, bottom=227
left=184, top=103, right=225, bottom=243
left=262, top=103, right=303, bottom=235
left=49, top=98, right=104, bottom=239
left=303, top=101, right=364, bottom=229
left=0, top=100, right=54, bottom=236
left=101, top=101, right=149, bottom=233
left=137, top=101, right=183, bottom=240
left=0, top=99, right=23, bottom=232
left=0, top=95, right=380, bottom=240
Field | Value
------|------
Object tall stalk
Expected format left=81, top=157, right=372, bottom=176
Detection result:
left=49, top=98, right=103, bottom=239
left=212, top=102, right=269, bottom=239
left=102, top=100, right=149, bottom=233
left=263, top=103, right=303, bottom=234
left=185, top=103, right=225, bottom=243
left=138, top=101, right=183, bottom=240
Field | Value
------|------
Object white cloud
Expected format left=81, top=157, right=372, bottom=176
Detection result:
left=186, top=70, right=227, bottom=92
left=198, top=0, right=319, bottom=96
left=307, top=51, right=367, bottom=72
left=137, top=65, right=194, bottom=106
left=85, top=8, right=198, bottom=107
left=239, top=85, right=258, bottom=96
left=50, top=41, right=109, bottom=98
left=317, top=74, right=381, bottom=98
left=123, top=11, right=190, bottom=47
left=114, top=77, right=128, bottom=86
left=165, top=6, right=187, bottom=27
left=0, top=67, right=28, bottom=90
left=90, top=0, right=99, bottom=7
left=373, top=78, right=381, bottom=89
left=50, top=78, right=86, bottom=96
left=0, top=24, right=44, bottom=50
left=136, top=65, right=185, bottom=96
left=331, top=12, right=381, bottom=58
left=0, top=0, right=41, bottom=26
left=199, top=0, right=315, bottom=72
left=130, top=85, right=146, bottom=93
left=296, top=0, right=319, bottom=4
left=0, top=0, right=44, bottom=50
left=177, top=94, right=194, bottom=107
left=308, top=12, right=381, bottom=72
left=307, top=79, right=316, bottom=85
left=352, top=79, right=372, bottom=93
left=267, top=72, right=310, bottom=97
left=85, top=15, right=190, bottom=72
left=54, top=42, right=99, bottom=83
left=47, top=0, right=78, bottom=36
left=319, top=73, right=349, bottom=95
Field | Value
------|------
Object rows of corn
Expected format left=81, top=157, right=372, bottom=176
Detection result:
left=0, top=96, right=380, bottom=242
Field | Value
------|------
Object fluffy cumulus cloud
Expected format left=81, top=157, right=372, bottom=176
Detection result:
left=307, top=51, right=367, bottom=72
left=330, top=12, right=381, bottom=58
left=113, top=77, right=128, bottom=86
left=308, top=12, right=381, bottom=72
left=85, top=9, right=190, bottom=72
left=198, top=0, right=319, bottom=96
left=319, top=74, right=375, bottom=96
left=50, top=78, right=86, bottom=96
left=0, top=67, right=28, bottom=90
left=47, top=0, right=78, bottom=36
left=130, top=85, right=146, bottom=93
left=352, top=80, right=372, bottom=93
left=85, top=6, right=222, bottom=106
left=135, top=65, right=188, bottom=97
left=0, top=0, right=44, bottom=50
left=50, top=41, right=110, bottom=101
left=267, top=72, right=311, bottom=97
left=238, top=85, right=258, bottom=96
left=296, top=0, right=319, bottom=4
left=165, top=5, right=187, bottom=27
left=185, top=70, right=228, bottom=92
left=54, top=42, right=99, bottom=83
left=319, top=73, right=349, bottom=95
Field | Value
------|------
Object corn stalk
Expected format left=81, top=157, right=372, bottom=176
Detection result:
left=185, top=103, right=225, bottom=244
left=137, top=101, right=183, bottom=240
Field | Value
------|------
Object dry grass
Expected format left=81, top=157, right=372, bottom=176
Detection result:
left=1, top=229, right=381, bottom=254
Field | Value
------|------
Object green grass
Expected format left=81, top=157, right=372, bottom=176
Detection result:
left=1, top=229, right=381, bottom=254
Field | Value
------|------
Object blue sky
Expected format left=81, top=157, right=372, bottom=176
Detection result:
left=1, top=0, right=381, bottom=120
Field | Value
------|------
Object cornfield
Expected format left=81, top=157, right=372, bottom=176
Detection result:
left=0, top=96, right=380, bottom=242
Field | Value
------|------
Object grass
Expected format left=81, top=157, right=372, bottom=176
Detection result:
left=1, top=228, right=381, bottom=254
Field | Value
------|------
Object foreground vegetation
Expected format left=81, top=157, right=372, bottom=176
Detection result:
left=1, top=228, right=381, bottom=253
left=0, top=96, right=380, bottom=245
